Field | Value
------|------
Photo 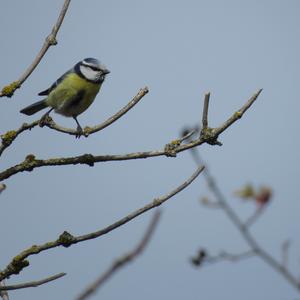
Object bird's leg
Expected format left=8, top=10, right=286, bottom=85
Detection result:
left=73, top=116, right=83, bottom=138
left=39, top=108, right=53, bottom=127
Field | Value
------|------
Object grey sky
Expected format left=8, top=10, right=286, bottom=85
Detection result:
left=1, top=1, right=300, bottom=299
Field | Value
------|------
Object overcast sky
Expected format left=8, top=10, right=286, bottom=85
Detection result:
left=1, top=1, right=300, bottom=299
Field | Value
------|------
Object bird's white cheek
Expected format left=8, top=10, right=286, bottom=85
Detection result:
left=79, top=65, right=98, bottom=81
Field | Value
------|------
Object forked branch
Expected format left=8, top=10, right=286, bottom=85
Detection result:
left=190, top=148, right=300, bottom=292
left=0, top=89, right=262, bottom=182
left=0, top=87, right=148, bottom=156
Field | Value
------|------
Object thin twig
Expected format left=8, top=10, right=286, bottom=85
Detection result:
left=200, top=89, right=262, bottom=146
left=0, top=0, right=71, bottom=98
left=0, top=273, right=66, bottom=291
left=244, top=206, right=266, bottom=228
left=0, top=166, right=204, bottom=281
left=213, top=89, right=262, bottom=137
left=202, top=92, right=210, bottom=129
left=0, top=121, right=39, bottom=156
left=204, top=250, right=256, bottom=265
left=0, top=90, right=261, bottom=181
left=41, top=87, right=149, bottom=136
left=0, top=88, right=148, bottom=156
left=0, top=144, right=190, bottom=182
left=76, top=211, right=161, bottom=300
left=179, top=129, right=197, bottom=143
left=190, top=149, right=300, bottom=292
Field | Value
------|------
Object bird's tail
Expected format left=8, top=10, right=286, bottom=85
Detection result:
left=20, top=99, right=48, bottom=115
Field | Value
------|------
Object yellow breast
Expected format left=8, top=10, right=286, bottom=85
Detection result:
left=46, top=73, right=101, bottom=117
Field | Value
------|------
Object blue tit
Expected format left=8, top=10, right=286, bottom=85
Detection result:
left=20, top=57, right=110, bottom=137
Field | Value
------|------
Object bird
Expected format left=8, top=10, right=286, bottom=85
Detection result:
left=20, top=57, right=110, bottom=138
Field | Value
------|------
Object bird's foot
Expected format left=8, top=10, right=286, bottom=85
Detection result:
left=75, top=125, right=83, bottom=139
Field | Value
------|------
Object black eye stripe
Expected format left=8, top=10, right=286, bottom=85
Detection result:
left=82, top=64, right=100, bottom=71
left=89, top=66, right=100, bottom=71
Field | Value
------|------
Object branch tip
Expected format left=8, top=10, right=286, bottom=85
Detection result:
left=76, top=211, right=161, bottom=300
left=202, top=92, right=210, bottom=129
left=0, top=0, right=71, bottom=98
left=0, top=272, right=66, bottom=291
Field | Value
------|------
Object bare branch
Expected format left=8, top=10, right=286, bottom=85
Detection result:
left=40, top=87, right=149, bottom=136
left=191, top=249, right=256, bottom=267
left=76, top=211, right=161, bottom=300
left=179, top=129, right=197, bottom=143
left=205, top=250, right=256, bottom=264
left=0, top=0, right=71, bottom=98
left=201, top=92, right=210, bottom=129
left=190, top=149, right=300, bottom=292
left=0, top=273, right=66, bottom=291
left=214, top=88, right=263, bottom=137
left=0, top=88, right=148, bottom=156
left=0, top=148, right=188, bottom=182
left=199, top=89, right=262, bottom=146
left=0, top=90, right=261, bottom=181
left=0, top=166, right=204, bottom=281
left=0, top=122, right=39, bottom=156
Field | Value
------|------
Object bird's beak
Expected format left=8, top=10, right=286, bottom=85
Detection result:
left=103, top=69, right=110, bottom=75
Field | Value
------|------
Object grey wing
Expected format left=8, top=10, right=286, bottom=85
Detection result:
left=38, top=69, right=73, bottom=96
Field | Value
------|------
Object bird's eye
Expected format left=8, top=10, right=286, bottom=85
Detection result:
left=89, top=66, right=99, bottom=72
